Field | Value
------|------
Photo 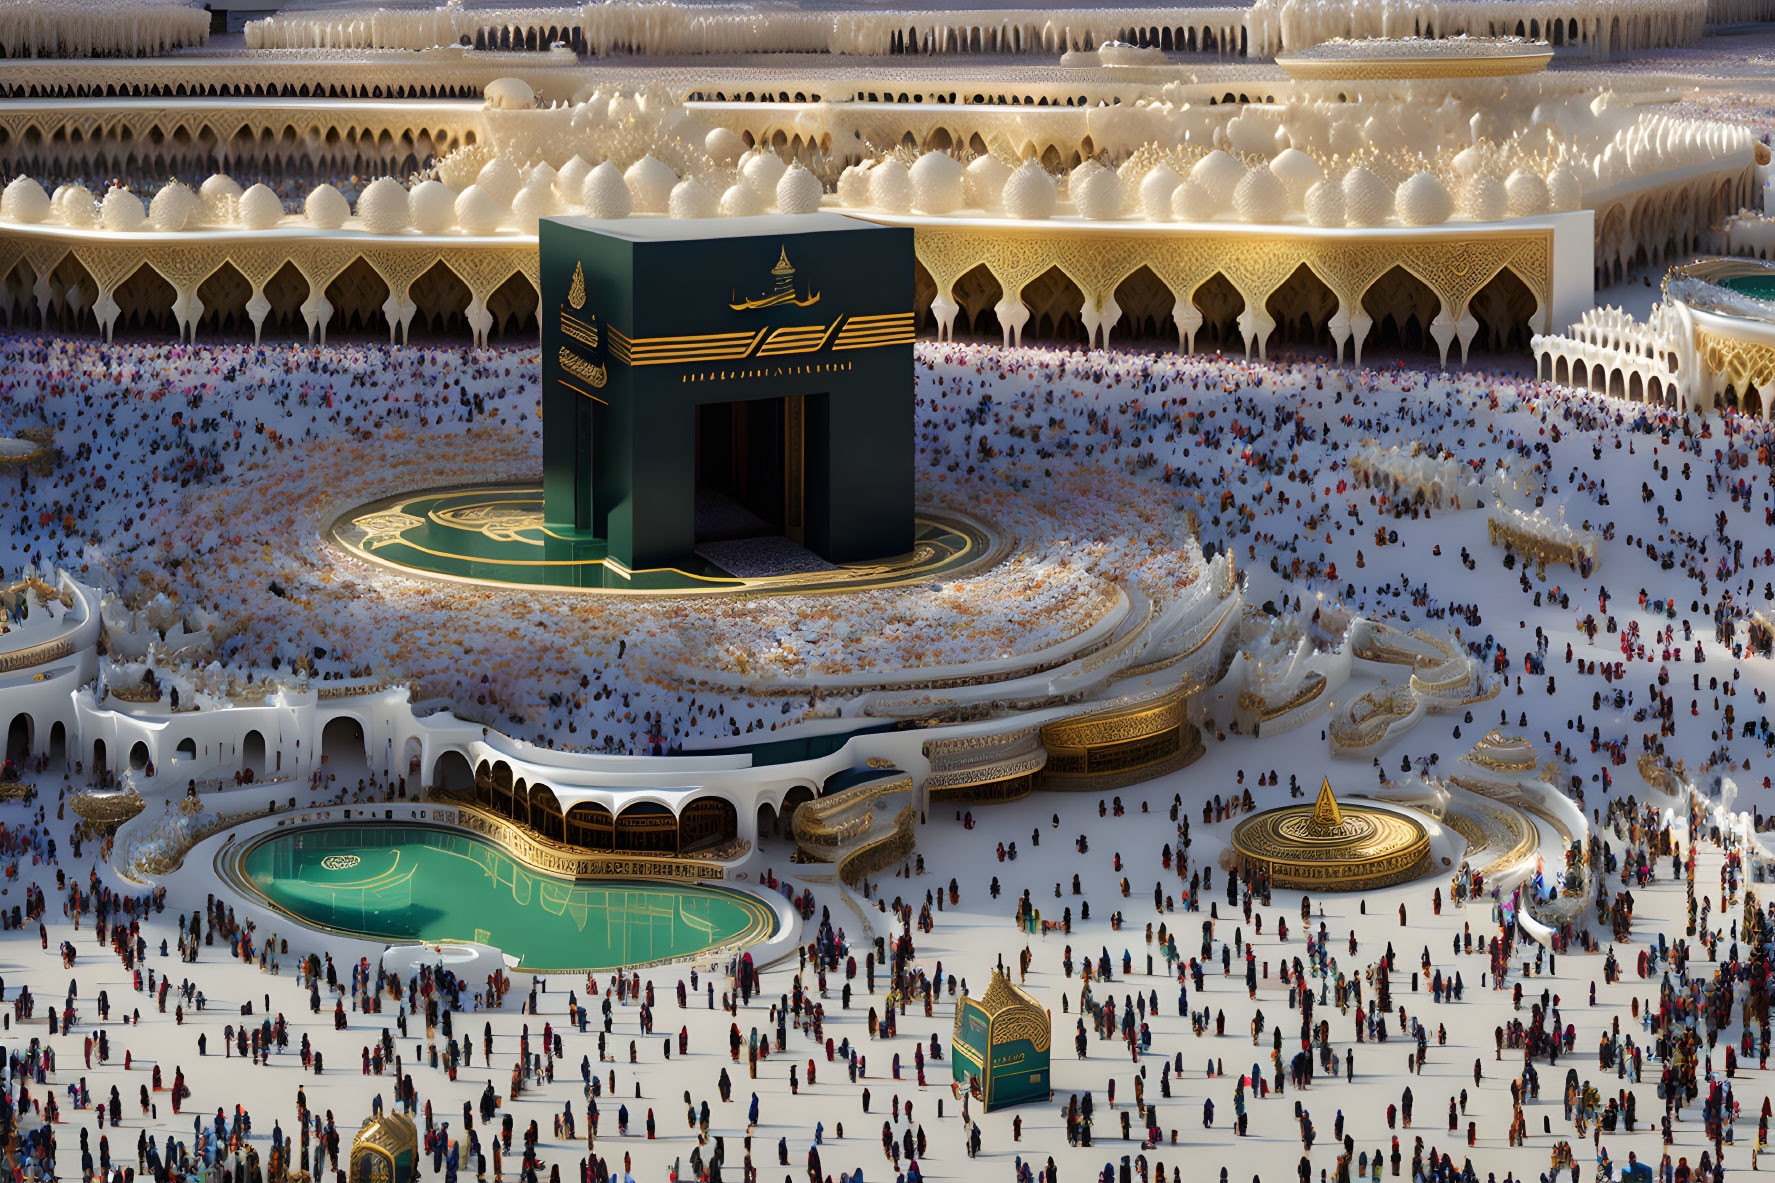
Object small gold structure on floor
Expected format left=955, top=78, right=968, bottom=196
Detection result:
left=1230, top=778, right=1432, bottom=891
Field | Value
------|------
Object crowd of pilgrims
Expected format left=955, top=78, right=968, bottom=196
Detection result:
left=0, top=330, right=1774, bottom=1183
left=2, top=333, right=1775, bottom=761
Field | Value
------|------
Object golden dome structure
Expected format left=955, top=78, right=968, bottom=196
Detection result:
left=1230, top=778, right=1432, bottom=891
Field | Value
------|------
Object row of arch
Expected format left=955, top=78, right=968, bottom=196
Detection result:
left=918, top=258, right=1540, bottom=364
left=0, top=246, right=1540, bottom=362
left=0, top=78, right=493, bottom=102
left=1595, top=172, right=1755, bottom=289
left=1540, top=351, right=1680, bottom=409
left=0, top=119, right=474, bottom=185
left=471, top=759, right=786, bottom=855
left=877, top=21, right=1247, bottom=55
left=4, top=250, right=540, bottom=347
left=470, top=25, right=583, bottom=53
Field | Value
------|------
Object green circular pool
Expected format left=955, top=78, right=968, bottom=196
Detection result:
left=1718, top=274, right=1775, bottom=301
left=231, top=824, right=775, bottom=972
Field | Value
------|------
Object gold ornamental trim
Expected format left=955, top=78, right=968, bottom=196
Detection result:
left=452, top=801, right=734, bottom=881
left=0, top=634, right=75, bottom=674
left=1041, top=686, right=1190, bottom=752
left=604, top=311, right=913, bottom=367
left=1236, top=672, right=1327, bottom=722
left=1273, top=51, right=1552, bottom=80
left=1694, top=327, right=1775, bottom=391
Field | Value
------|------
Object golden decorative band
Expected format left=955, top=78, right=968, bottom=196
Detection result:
left=1041, top=688, right=1189, bottom=752
left=604, top=313, right=913, bottom=367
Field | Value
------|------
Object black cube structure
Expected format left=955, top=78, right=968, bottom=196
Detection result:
left=540, top=213, right=915, bottom=575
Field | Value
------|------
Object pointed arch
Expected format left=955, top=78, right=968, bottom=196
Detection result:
left=196, top=261, right=253, bottom=340
left=410, top=259, right=472, bottom=340
left=115, top=263, right=176, bottom=337
left=1264, top=263, right=1337, bottom=353
left=1361, top=265, right=1439, bottom=359
left=1468, top=267, right=1538, bottom=356
left=951, top=262, right=1003, bottom=340
left=323, top=256, right=389, bottom=339
left=1021, top=264, right=1085, bottom=344
left=1112, top=265, right=1175, bottom=343
left=487, top=271, right=539, bottom=341
left=1191, top=272, right=1244, bottom=351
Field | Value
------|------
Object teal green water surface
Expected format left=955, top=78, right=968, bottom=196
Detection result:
left=236, top=825, right=769, bottom=971
left=1719, top=274, right=1775, bottom=300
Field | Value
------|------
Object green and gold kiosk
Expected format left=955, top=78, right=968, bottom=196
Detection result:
left=350, top=1113, right=417, bottom=1183
left=953, top=969, right=1050, bottom=1110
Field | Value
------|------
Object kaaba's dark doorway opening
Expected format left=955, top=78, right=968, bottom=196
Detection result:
left=696, top=396, right=787, bottom=543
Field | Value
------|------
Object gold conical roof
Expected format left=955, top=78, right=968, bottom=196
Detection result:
left=1311, top=777, right=1342, bottom=828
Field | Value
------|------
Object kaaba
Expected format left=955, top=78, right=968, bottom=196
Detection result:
left=540, top=213, right=916, bottom=576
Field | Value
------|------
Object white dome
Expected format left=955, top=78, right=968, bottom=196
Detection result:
left=1, top=177, right=50, bottom=224
left=624, top=155, right=677, bottom=214
left=1171, top=178, right=1218, bottom=221
left=455, top=185, right=504, bottom=234
left=355, top=177, right=410, bottom=234
left=1341, top=168, right=1392, bottom=227
left=669, top=178, right=718, bottom=219
left=1505, top=170, right=1550, bottom=217
left=1461, top=174, right=1507, bottom=222
left=555, top=156, right=592, bottom=205
left=868, top=159, right=914, bottom=213
left=299, top=183, right=346, bottom=230
left=197, top=174, right=241, bottom=224
left=741, top=151, right=788, bottom=199
left=1451, top=146, right=1484, bottom=179
left=407, top=180, right=456, bottom=234
left=1395, top=172, right=1452, bottom=227
left=836, top=163, right=873, bottom=209
left=1070, top=162, right=1122, bottom=220
left=581, top=162, right=632, bottom=219
left=483, top=77, right=535, bottom=111
left=1234, top=166, right=1288, bottom=223
left=776, top=163, right=823, bottom=215
left=1190, top=150, right=1245, bottom=206
left=719, top=182, right=765, bottom=218
left=100, top=186, right=147, bottom=232
left=510, top=179, right=561, bottom=232
left=58, top=185, right=96, bottom=228
left=1139, top=163, right=1182, bottom=221
left=237, top=184, right=282, bottom=231
left=148, top=181, right=197, bottom=231
left=704, top=127, right=746, bottom=164
left=475, top=157, right=523, bottom=206
left=963, top=156, right=1011, bottom=209
left=1304, top=179, right=1344, bottom=228
left=909, top=152, right=964, bottom=216
left=1546, top=167, right=1583, bottom=213
left=1268, top=148, right=1321, bottom=209
left=1001, top=161, right=1056, bottom=220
